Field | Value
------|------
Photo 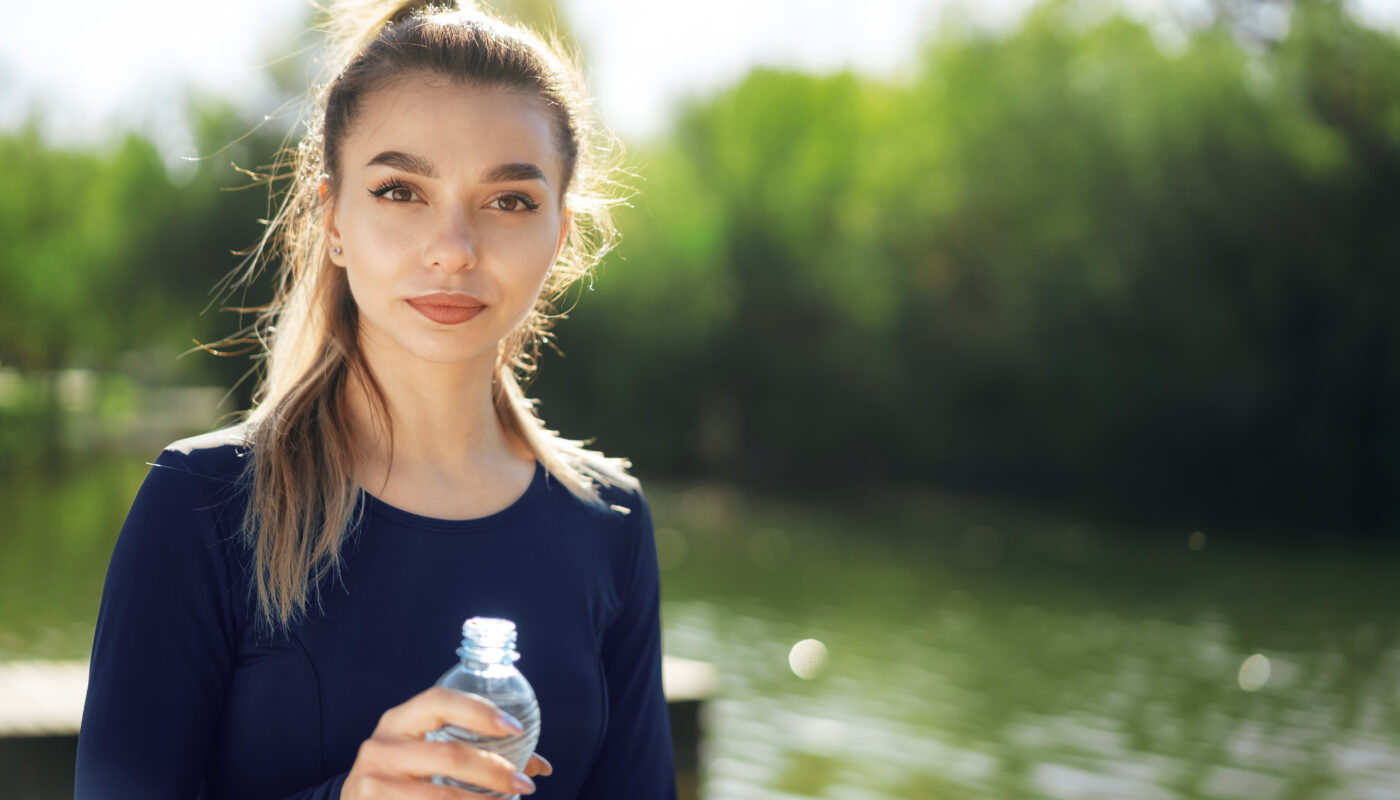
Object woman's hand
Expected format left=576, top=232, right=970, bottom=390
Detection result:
left=341, top=686, right=552, bottom=798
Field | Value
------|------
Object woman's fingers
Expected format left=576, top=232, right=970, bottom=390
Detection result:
left=357, top=737, right=535, bottom=795
left=349, top=773, right=526, bottom=799
left=375, top=687, right=524, bottom=739
left=524, top=753, right=553, bottom=777
left=342, top=687, right=544, bottom=799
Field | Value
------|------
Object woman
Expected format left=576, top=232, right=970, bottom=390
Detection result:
left=75, top=2, right=677, bottom=798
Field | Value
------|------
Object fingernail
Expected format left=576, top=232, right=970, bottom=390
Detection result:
left=537, top=753, right=554, bottom=775
left=498, top=712, right=524, bottom=735
left=512, top=772, right=536, bottom=793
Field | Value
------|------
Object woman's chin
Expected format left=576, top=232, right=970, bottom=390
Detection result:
left=359, top=329, right=500, bottom=372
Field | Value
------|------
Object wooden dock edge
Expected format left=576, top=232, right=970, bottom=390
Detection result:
left=0, top=657, right=714, bottom=799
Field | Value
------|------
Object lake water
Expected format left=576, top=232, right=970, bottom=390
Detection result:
left=2, top=455, right=1396, bottom=799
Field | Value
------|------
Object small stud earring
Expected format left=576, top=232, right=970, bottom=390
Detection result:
left=332, top=246, right=342, bottom=255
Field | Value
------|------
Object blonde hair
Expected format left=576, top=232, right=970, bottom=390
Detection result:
left=220, top=0, right=635, bottom=633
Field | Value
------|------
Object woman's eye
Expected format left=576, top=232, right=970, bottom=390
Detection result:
left=369, top=182, right=419, bottom=203
left=491, top=193, right=540, bottom=212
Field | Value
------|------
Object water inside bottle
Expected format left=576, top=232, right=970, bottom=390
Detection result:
left=426, top=617, right=541, bottom=798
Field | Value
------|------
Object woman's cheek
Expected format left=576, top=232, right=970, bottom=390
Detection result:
left=353, top=218, right=418, bottom=273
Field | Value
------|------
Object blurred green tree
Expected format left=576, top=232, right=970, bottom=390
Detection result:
left=535, top=0, right=1399, bottom=532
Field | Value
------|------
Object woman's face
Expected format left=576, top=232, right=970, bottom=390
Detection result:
left=325, top=79, right=570, bottom=370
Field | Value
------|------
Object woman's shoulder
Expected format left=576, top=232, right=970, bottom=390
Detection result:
left=149, top=422, right=254, bottom=498
left=118, top=426, right=253, bottom=570
left=540, top=456, right=646, bottom=519
left=576, top=477, right=655, bottom=570
left=541, top=446, right=646, bottom=513
left=532, top=459, right=652, bottom=557
left=593, top=479, right=649, bottom=520
left=165, top=422, right=252, bottom=457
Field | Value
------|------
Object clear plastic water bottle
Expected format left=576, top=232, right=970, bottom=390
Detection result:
left=426, top=617, right=541, bottom=797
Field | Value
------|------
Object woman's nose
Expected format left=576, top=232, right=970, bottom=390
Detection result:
left=423, top=209, right=478, bottom=272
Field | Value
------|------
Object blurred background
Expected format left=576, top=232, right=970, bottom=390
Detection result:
left=2, top=0, right=1399, bottom=797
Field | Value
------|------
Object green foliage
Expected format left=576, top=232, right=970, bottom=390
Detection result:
left=536, top=0, right=1400, bottom=531
left=0, top=100, right=285, bottom=381
left=0, top=127, right=171, bottom=367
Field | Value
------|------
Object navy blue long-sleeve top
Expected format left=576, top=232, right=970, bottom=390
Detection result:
left=76, top=429, right=676, bottom=799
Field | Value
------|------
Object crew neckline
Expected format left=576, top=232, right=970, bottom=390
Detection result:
left=357, top=461, right=548, bottom=532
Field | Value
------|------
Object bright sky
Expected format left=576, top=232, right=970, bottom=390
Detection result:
left=4, top=0, right=1398, bottom=159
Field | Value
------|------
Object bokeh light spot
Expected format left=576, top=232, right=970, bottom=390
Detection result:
left=1189, top=531, right=1207, bottom=551
left=1239, top=653, right=1271, bottom=691
left=789, top=638, right=828, bottom=680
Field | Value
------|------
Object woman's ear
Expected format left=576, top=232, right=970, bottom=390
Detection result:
left=322, top=181, right=346, bottom=266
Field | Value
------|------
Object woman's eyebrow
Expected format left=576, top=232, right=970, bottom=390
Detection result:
left=364, top=153, right=545, bottom=185
left=365, top=150, right=437, bottom=177
left=481, top=162, right=547, bottom=184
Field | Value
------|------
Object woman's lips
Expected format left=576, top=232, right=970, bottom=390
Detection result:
left=406, top=292, right=486, bottom=325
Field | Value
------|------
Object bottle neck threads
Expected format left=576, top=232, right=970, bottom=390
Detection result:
left=457, top=617, right=521, bottom=667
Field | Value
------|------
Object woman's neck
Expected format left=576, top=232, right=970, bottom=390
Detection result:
left=345, top=343, right=536, bottom=516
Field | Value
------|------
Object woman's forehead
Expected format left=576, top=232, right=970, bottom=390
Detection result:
left=343, top=80, right=562, bottom=180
